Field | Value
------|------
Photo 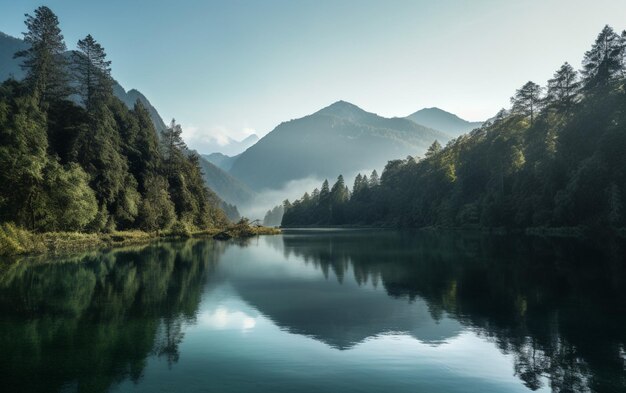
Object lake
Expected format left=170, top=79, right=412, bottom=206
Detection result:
left=0, top=230, right=624, bottom=393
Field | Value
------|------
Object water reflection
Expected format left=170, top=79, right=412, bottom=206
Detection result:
left=0, top=231, right=624, bottom=393
left=275, top=230, right=626, bottom=393
left=0, top=240, right=224, bottom=393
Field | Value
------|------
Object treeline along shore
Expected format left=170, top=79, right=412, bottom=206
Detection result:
left=0, top=7, right=277, bottom=257
left=281, top=25, right=626, bottom=235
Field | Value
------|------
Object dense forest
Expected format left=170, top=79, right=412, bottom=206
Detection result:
left=283, top=25, right=626, bottom=231
left=0, top=7, right=229, bottom=236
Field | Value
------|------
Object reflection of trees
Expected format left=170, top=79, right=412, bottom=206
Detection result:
left=280, top=231, right=626, bottom=393
left=0, top=239, right=224, bottom=393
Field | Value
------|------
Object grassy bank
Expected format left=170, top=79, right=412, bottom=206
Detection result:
left=0, top=221, right=280, bottom=258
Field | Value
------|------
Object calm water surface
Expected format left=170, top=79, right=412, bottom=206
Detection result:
left=0, top=230, right=625, bottom=393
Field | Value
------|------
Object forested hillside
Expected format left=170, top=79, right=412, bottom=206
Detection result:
left=283, top=25, right=626, bottom=231
left=0, top=7, right=228, bottom=234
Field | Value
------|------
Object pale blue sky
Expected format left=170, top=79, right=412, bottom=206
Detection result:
left=1, top=0, right=625, bottom=151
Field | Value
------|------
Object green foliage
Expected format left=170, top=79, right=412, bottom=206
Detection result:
left=0, top=7, right=229, bottom=235
left=582, top=25, right=624, bottom=89
left=138, top=175, right=176, bottom=232
left=283, top=25, right=626, bottom=231
left=169, top=220, right=192, bottom=238
left=72, top=34, right=112, bottom=112
left=0, top=222, right=39, bottom=256
left=14, top=6, right=70, bottom=105
left=38, top=161, right=98, bottom=231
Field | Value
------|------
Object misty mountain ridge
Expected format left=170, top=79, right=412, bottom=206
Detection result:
left=195, top=133, right=259, bottom=156
left=407, top=107, right=483, bottom=136
left=228, top=100, right=448, bottom=190
left=203, top=152, right=240, bottom=171
left=193, top=153, right=255, bottom=206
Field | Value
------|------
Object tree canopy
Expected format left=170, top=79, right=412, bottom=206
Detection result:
left=0, top=7, right=229, bottom=233
left=283, top=25, right=626, bottom=231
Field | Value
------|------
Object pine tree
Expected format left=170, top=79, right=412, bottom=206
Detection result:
left=73, top=34, right=112, bottom=112
left=161, top=119, right=187, bottom=177
left=426, top=140, right=442, bottom=158
left=353, top=174, right=364, bottom=194
left=130, top=101, right=161, bottom=190
left=511, top=81, right=543, bottom=125
left=582, top=25, right=624, bottom=89
left=545, top=63, right=579, bottom=111
left=369, top=170, right=380, bottom=187
left=331, top=175, right=349, bottom=204
left=14, top=6, right=69, bottom=107
left=320, top=179, right=330, bottom=197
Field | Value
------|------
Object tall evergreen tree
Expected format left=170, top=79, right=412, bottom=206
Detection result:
left=369, top=170, right=380, bottom=187
left=73, top=34, right=112, bottom=112
left=161, top=119, right=187, bottom=177
left=320, top=179, right=330, bottom=198
left=426, top=140, right=442, bottom=157
left=582, top=25, right=624, bottom=88
left=14, top=6, right=69, bottom=107
left=511, top=81, right=543, bottom=125
left=353, top=174, right=364, bottom=194
left=331, top=175, right=349, bottom=204
left=545, top=63, right=580, bottom=111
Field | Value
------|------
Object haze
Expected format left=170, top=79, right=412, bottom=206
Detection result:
left=1, top=0, right=625, bottom=152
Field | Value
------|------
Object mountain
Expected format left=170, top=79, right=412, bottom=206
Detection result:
left=0, top=31, right=166, bottom=132
left=194, top=133, right=259, bottom=156
left=113, top=85, right=167, bottom=131
left=407, top=107, right=482, bottom=136
left=220, top=234, right=463, bottom=350
left=0, top=32, right=27, bottom=81
left=229, top=101, right=447, bottom=190
left=203, top=152, right=239, bottom=171
left=195, top=154, right=255, bottom=206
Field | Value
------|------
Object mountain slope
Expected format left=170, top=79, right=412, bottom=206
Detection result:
left=195, top=133, right=259, bottom=156
left=203, top=152, right=240, bottom=171
left=229, top=101, right=447, bottom=190
left=407, top=107, right=482, bottom=136
left=113, top=85, right=167, bottom=131
left=196, top=154, right=255, bottom=206
left=0, top=32, right=27, bottom=81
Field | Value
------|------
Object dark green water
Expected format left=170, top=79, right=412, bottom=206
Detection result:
left=1, top=230, right=625, bottom=393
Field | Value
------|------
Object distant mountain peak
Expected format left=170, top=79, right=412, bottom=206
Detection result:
left=318, top=100, right=365, bottom=114
left=315, top=100, right=372, bottom=124
left=229, top=100, right=448, bottom=190
left=241, top=134, right=259, bottom=143
left=407, top=107, right=483, bottom=136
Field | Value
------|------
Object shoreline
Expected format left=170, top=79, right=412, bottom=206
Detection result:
left=0, top=225, right=281, bottom=259
left=280, top=225, right=626, bottom=239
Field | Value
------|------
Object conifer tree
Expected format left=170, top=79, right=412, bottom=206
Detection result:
left=73, top=34, right=112, bottom=112
left=511, top=81, right=543, bottom=125
left=353, top=174, right=364, bottom=194
left=161, top=119, right=187, bottom=177
left=545, top=63, right=579, bottom=111
left=14, top=6, right=69, bottom=107
left=426, top=140, right=442, bottom=158
left=331, top=175, right=349, bottom=204
left=369, top=170, right=380, bottom=187
left=582, top=25, right=624, bottom=88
